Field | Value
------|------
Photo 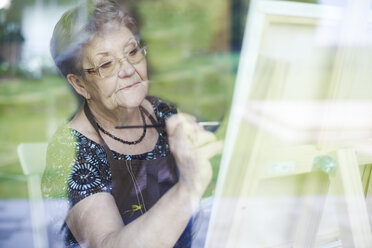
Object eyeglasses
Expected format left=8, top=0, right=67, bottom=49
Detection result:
left=83, top=44, right=147, bottom=78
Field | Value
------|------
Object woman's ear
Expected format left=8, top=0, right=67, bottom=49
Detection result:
left=66, top=74, right=91, bottom=100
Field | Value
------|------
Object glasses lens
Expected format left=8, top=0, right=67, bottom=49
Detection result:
left=98, top=46, right=146, bottom=78
left=127, top=46, right=146, bottom=64
left=98, top=58, right=118, bottom=78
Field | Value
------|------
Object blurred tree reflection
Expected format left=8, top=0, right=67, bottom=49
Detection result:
left=130, top=0, right=236, bottom=121
left=0, top=0, right=245, bottom=198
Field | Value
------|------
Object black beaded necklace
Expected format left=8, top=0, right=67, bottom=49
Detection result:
left=96, top=107, right=147, bottom=145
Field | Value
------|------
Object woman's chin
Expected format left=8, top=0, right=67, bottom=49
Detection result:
left=116, top=86, right=148, bottom=108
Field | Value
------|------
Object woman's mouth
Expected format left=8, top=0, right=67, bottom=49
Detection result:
left=122, top=82, right=141, bottom=90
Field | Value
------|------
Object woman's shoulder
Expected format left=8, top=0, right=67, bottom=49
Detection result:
left=47, top=124, right=78, bottom=158
left=42, top=124, right=78, bottom=199
left=42, top=123, right=109, bottom=199
left=47, top=123, right=105, bottom=163
left=43, top=123, right=96, bottom=178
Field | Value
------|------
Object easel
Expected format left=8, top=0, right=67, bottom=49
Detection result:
left=205, top=0, right=372, bottom=247
left=316, top=0, right=372, bottom=246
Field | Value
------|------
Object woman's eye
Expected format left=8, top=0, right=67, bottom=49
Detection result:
left=99, top=61, right=113, bottom=69
left=129, top=48, right=139, bottom=56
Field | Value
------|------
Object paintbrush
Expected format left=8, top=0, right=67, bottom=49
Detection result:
left=115, top=121, right=220, bottom=131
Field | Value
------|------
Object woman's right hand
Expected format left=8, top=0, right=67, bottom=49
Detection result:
left=166, top=113, right=223, bottom=198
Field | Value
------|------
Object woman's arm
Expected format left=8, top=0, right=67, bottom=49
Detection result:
left=67, top=182, right=195, bottom=248
left=66, top=114, right=223, bottom=248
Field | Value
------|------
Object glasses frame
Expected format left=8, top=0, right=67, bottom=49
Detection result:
left=83, top=45, right=147, bottom=79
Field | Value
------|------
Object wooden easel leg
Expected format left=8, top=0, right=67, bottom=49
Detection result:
left=293, top=171, right=330, bottom=248
left=329, top=149, right=372, bottom=248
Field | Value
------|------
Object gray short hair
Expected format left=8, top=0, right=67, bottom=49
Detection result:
left=50, top=0, right=138, bottom=78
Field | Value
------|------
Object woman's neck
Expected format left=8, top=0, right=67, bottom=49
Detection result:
left=87, top=101, right=143, bottom=130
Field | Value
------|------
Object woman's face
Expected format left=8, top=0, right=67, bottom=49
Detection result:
left=81, top=25, right=148, bottom=110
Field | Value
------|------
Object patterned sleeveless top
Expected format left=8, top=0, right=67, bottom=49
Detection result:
left=42, top=96, right=193, bottom=248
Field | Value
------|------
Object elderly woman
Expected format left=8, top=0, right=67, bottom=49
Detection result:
left=41, top=0, right=221, bottom=248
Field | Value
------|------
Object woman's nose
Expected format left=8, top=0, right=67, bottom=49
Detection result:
left=118, top=59, right=135, bottom=78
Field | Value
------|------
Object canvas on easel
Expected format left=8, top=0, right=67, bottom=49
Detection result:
left=205, top=0, right=372, bottom=247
